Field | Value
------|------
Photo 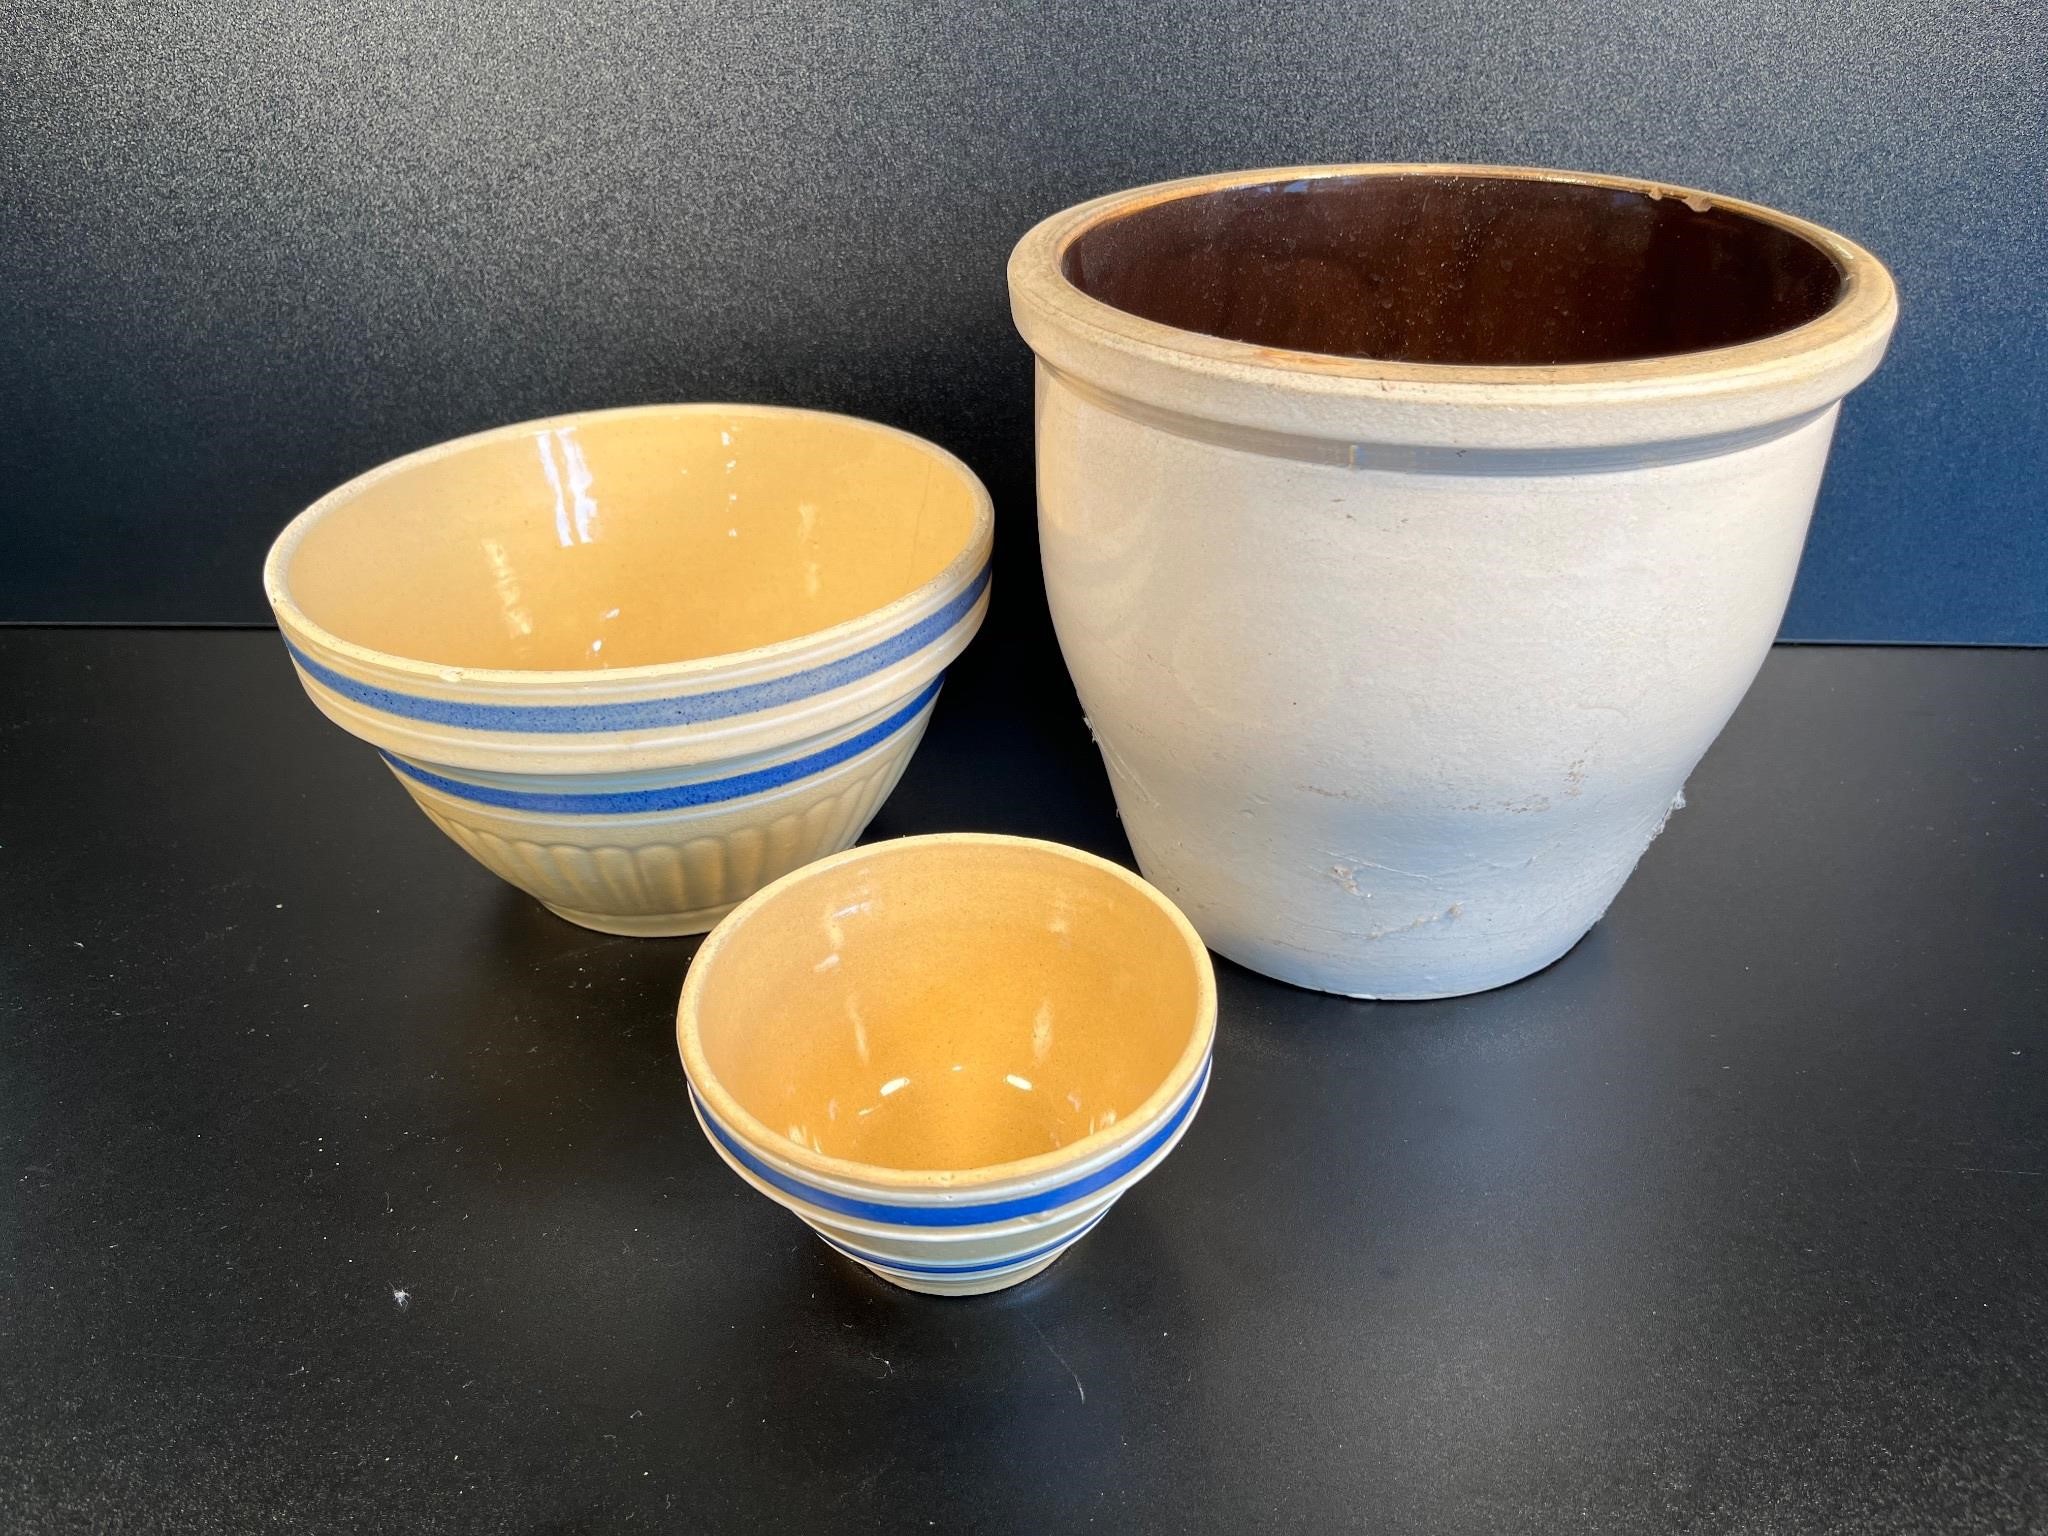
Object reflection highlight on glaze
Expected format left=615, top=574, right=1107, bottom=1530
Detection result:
left=535, top=427, right=600, bottom=549
left=480, top=538, right=534, bottom=641
left=798, top=501, right=822, bottom=598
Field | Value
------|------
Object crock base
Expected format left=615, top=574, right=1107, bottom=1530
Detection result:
left=1206, top=920, right=1597, bottom=1001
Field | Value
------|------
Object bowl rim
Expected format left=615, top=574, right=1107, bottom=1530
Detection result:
left=1009, top=162, right=1897, bottom=394
left=676, top=832, right=1219, bottom=1193
left=262, top=402, right=995, bottom=692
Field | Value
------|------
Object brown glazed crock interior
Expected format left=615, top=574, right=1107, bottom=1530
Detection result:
left=1060, top=173, right=1846, bottom=367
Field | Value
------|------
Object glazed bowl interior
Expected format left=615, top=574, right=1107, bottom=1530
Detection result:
left=276, top=407, right=985, bottom=672
left=1060, top=171, right=1848, bottom=367
left=686, top=838, right=1212, bottom=1176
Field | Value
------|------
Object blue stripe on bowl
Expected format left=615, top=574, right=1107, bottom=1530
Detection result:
left=815, top=1207, right=1111, bottom=1278
left=285, top=562, right=988, bottom=736
left=689, top=1055, right=1211, bottom=1228
left=382, top=674, right=940, bottom=814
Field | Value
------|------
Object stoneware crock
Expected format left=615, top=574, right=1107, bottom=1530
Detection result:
left=676, top=834, right=1217, bottom=1295
left=265, top=404, right=993, bottom=935
left=1008, top=164, right=1898, bottom=998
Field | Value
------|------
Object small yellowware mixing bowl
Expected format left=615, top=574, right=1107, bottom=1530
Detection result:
left=264, top=404, right=992, bottom=935
left=677, top=834, right=1218, bottom=1295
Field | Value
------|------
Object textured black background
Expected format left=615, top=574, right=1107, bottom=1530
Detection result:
left=3, top=0, right=2045, bottom=642
left=2, top=632, right=2045, bottom=1531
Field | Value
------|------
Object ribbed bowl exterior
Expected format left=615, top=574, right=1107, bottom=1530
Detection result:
left=392, top=691, right=936, bottom=935
left=274, top=563, right=985, bottom=934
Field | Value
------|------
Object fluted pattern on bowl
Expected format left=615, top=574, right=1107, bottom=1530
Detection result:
left=276, top=566, right=984, bottom=935
left=404, top=713, right=925, bottom=935
left=273, top=570, right=984, bottom=936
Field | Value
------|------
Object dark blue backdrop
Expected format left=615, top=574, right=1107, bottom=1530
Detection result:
left=3, top=0, right=2042, bottom=641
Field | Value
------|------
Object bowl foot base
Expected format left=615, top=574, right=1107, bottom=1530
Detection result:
left=540, top=900, right=737, bottom=938
left=848, top=1246, right=1072, bottom=1297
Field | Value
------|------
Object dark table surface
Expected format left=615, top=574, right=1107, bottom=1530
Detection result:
left=2, top=631, right=2044, bottom=1534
